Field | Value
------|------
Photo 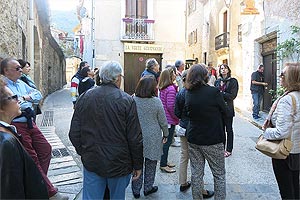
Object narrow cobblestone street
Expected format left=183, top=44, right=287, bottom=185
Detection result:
left=39, top=85, right=281, bottom=200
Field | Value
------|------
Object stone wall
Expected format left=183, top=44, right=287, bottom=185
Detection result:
left=0, top=0, right=27, bottom=57
left=0, top=0, right=66, bottom=97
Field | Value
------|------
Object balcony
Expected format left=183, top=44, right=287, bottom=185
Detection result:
left=215, top=32, right=229, bottom=50
left=121, top=18, right=155, bottom=42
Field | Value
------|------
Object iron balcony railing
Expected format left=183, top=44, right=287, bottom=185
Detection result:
left=121, top=18, right=155, bottom=41
left=215, top=32, right=229, bottom=50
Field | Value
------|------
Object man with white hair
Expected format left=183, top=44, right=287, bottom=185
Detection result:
left=174, top=60, right=185, bottom=90
left=69, top=61, right=143, bottom=199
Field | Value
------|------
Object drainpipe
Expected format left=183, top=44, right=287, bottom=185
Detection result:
left=28, top=0, right=34, bottom=70
left=91, top=0, right=95, bottom=69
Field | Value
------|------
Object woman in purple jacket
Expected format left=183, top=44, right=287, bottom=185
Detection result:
left=158, top=68, right=179, bottom=173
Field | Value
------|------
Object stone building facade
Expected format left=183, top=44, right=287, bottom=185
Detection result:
left=78, top=0, right=186, bottom=94
left=0, top=0, right=66, bottom=96
left=185, top=0, right=300, bottom=113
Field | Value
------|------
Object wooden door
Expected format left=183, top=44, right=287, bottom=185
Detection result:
left=124, top=53, right=162, bottom=95
left=262, top=52, right=276, bottom=111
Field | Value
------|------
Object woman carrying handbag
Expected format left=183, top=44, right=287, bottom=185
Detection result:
left=262, top=63, right=300, bottom=200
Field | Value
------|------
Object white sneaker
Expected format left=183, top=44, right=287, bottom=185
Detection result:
left=171, top=141, right=181, bottom=147
left=49, top=192, right=69, bottom=200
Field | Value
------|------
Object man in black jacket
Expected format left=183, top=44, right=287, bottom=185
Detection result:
left=250, top=64, right=268, bottom=119
left=69, top=61, right=143, bottom=199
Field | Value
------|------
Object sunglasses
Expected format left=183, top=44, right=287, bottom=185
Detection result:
left=279, top=72, right=285, bottom=77
left=10, top=66, right=22, bottom=71
left=6, top=95, right=18, bottom=101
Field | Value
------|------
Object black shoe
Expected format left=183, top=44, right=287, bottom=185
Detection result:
left=144, top=186, right=158, bottom=196
left=133, top=193, right=140, bottom=199
left=180, top=182, right=191, bottom=192
left=203, top=190, right=214, bottom=199
left=253, top=115, right=261, bottom=120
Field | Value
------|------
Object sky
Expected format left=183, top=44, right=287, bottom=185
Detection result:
left=48, top=0, right=78, bottom=11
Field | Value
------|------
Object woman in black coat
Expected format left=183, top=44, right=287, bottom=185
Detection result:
left=214, top=64, right=239, bottom=157
left=185, top=64, right=227, bottom=199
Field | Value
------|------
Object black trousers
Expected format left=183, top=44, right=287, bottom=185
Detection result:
left=272, top=154, right=300, bottom=200
left=224, top=117, right=234, bottom=152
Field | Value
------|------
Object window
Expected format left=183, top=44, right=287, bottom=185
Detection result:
left=125, top=0, right=147, bottom=19
left=188, top=0, right=196, bottom=15
left=188, top=29, right=197, bottom=46
left=223, top=11, right=228, bottom=33
left=238, top=24, right=242, bottom=42
left=203, top=52, right=207, bottom=64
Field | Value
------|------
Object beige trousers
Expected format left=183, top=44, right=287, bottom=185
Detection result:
left=179, top=136, right=189, bottom=185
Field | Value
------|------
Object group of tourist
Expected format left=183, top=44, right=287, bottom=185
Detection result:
left=0, top=56, right=299, bottom=200
left=67, top=58, right=239, bottom=199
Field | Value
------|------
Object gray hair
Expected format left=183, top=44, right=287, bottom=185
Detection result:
left=145, top=58, right=158, bottom=70
left=258, top=64, right=264, bottom=69
left=175, top=60, right=184, bottom=69
left=99, top=61, right=123, bottom=84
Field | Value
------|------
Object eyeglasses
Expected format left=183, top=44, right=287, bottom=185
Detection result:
left=6, top=95, right=18, bottom=102
left=10, top=66, right=22, bottom=71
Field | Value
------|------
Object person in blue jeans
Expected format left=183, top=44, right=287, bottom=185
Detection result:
left=69, top=61, right=143, bottom=199
left=158, top=68, right=179, bottom=173
left=250, top=64, right=268, bottom=119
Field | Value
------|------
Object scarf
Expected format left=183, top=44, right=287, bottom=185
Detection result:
left=219, top=76, right=231, bottom=92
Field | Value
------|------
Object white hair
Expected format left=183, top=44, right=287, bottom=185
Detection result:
left=99, top=61, right=123, bottom=84
left=175, top=60, right=184, bottom=69
left=145, top=58, right=158, bottom=70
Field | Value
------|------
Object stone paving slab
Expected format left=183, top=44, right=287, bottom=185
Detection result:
left=60, top=193, right=77, bottom=200
left=55, top=178, right=83, bottom=186
left=57, top=183, right=83, bottom=194
left=49, top=171, right=82, bottom=184
left=37, top=123, right=83, bottom=199
left=48, top=165, right=81, bottom=176
left=49, top=160, right=78, bottom=170
left=50, top=156, right=74, bottom=164
left=47, top=138, right=62, bottom=142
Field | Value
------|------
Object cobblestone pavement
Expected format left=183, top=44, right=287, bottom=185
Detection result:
left=39, top=85, right=282, bottom=200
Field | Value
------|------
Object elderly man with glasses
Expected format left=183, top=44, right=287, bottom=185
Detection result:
left=0, top=58, right=68, bottom=200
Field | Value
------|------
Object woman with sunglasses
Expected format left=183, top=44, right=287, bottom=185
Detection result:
left=262, top=63, right=300, bottom=199
left=214, top=64, right=239, bottom=157
left=0, top=75, right=48, bottom=199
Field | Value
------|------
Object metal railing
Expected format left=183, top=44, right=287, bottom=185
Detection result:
left=215, top=32, right=229, bottom=50
left=121, top=18, right=155, bottom=41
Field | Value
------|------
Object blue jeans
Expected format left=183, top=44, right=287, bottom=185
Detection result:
left=252, top=93, right=263, bottom=117
left=83, top=167, right=131, bottom=200
left=160, top=125, right=175, bottom=167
